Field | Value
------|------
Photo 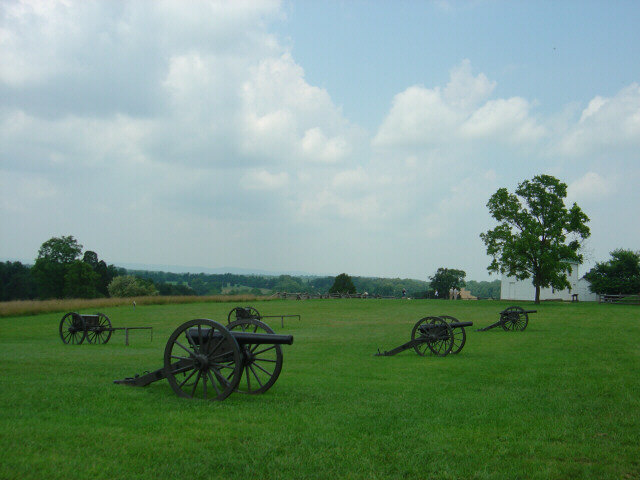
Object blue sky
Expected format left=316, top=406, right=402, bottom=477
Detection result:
left=278, top=1, right=640, bottom=128
left=1, top=0, right=639, bottom=281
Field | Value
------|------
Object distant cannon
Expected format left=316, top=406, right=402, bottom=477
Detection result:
left=115, top=318, right=293, bottom=401
left=375, top=316, right=473, bottom=357
left=59, top=312, right=152, bottom=346
left=228, top=306, right=301, bottom=328
left=476, top=306, right=537, bottom=332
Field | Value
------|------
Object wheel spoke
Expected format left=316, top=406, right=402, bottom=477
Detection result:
left=252, top=362, right=272, bottom=377
left=249, top=364, right=264, bottom=387
left=178, top=368, right=198, bottom=389
left=190, top=371, right=202, bottom=397
left=174, top=340, right=196, bottom=357
left=207, top=371, right=221, bottom=395
left=254, top=358, right=277, bottom=363
left=253, top=345, right=276, bottom=356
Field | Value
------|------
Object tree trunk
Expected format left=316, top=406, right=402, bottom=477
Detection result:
left=534, top=284, right=540, bottom=304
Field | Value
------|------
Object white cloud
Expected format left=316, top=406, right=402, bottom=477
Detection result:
left=460, top=97, right=545, bottom=142
left=558, top=83, right=640, bottom=156
left=374, top=60, right=543, bottom=148
left=567, top=172, right=613, bottom=201
left=241, top=169, right=289, bottom=190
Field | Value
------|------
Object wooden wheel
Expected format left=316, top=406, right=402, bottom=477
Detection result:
left=411, top=316, right=453, bottom=357
left=163, top=319, right=242, bottom=401
left=439, top=315, right=466, bottom=354
left=501, top=306, right=529, bottom=331
left=59, top=312, right=87, bottom=345
left=227, top=306, right=261, bottom=324
left=86, top=313, right=112, bottom=344
left=228, top=318, right=283, bottom=394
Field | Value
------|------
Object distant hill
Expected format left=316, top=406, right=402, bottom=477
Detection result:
left=113, top=262, right=319, bottom=277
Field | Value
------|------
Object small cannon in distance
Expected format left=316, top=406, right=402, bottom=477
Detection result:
left=59, top=312, right=152, bottom=346
left=375, top=316, right=473, bottom=357
left=476, top=306, right=537, bottom=332
left=114, top=318, right=293, bottom=401
left=228, top=305, right=301, bottom=328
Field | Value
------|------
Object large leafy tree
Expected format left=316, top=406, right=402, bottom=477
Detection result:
left=429, top=268, right=466, bottom=299
left=329, top=273, right=356, bottom=294
left=584, top=249, right=640, bottom=295
left=32, top=235, right=83, bottom=298
left=480, top=175, right=590, bottom=304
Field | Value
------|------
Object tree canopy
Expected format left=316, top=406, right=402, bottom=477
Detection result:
left=584, top=249, right=640, bottom=295
left=480, top=174, right=590, bottom=304
left=108, top=275, right=159, bottom=297
left=329, top=273, right=356, bottom=294
left=429, top=268, right=466, bottom=298
left=32, top=235, right=83, bottom=298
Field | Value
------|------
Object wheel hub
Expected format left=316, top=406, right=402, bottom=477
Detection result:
left=194, top=354, right=210, bottom=370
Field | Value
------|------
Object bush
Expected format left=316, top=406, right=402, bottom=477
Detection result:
left=108, top=275, right=158, bottom=297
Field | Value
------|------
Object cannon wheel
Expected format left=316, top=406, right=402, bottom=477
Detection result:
left=439, top=315, right=466, bottom=354
left=59, top=312, right=87, bottom=345
left=228, top=318, right=283, bottom=395
left=501, top=306, right=529, bottom=331
left=86, top=313, right=113, bottom=345
left=164, top=319, right=242, bottom=401
left=411, top=316, right=454, bottom=357
left=227, top=306, right=261, bottom=324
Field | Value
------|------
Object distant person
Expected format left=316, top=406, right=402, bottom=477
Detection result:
left=449, top=288, right=454, bottom=300
left=402, top=288, right=406, bottom=298
left=133, top=300, right=136, bottom=309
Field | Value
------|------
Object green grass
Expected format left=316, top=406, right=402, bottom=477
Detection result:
left=1, top=300, right=638, bottom=479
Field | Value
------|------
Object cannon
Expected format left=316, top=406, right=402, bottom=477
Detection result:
left=476, top=306, right=537, bottom=332
left=227, top=306, right=301, bottom=328
left=114, top=318, right=293, bottom=401
left=375, top=316, right=473, bottom=357
left=59, top=312, right=152, bottom=345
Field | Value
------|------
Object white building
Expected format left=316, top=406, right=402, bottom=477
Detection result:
left=501, top=262, right=597, bottom=302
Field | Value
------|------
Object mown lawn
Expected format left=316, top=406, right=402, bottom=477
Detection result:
left=0, top=299, right=638, bottom=479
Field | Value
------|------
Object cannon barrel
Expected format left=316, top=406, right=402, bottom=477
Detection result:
left=420, top=321, right=473, bottom=329
left=187, top=328, right=293, bottom=346
left=500, top=309, right=537, bottom=315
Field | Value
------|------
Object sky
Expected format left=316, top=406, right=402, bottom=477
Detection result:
left=1, top=0, right=639, bottom=281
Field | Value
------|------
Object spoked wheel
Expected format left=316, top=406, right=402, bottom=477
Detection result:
left=411, top=316, right=454, bottom=357
left=501, top=306, right=528, bottom=331
left=228, top=318, right=283, bottom=394
left=164, top=319, right=242, bottom=401
left=59, top=312, right=87, bottom=345
left=227, top=306, right=261, bottom=324
left=440, top=315, right=466, bottom=354
left=86, top=313, right=112, bottom=344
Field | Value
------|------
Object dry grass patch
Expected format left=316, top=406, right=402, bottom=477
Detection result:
left=0, top=294, right=272, bottom=317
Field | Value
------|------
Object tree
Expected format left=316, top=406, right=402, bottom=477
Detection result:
left=329, top=273, right=356, bottom=294
left=108, top=275, right=159, bottom=297
left=429, top=268, right=466, bottom=299
left=0, top=261, right=38, bottom=301
left=63, top=261, right=99, bottom=298
left=584, top=249, right=640, bottom=295
left=32, top=235, right=83, bottom=298
left=480, top=175, right=590, bottom=304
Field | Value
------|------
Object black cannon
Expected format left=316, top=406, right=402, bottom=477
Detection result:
left=59, top=312, right=152, bottom=345
left=476, top=306, right=537, bottom=332
left=375, top=316, right=473, bottom=357
left=114, top=318, right=293, bottom=401
left=228, top=305, right=301, bottom=328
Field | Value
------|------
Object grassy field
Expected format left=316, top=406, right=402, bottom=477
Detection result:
left=0, top=299, right=638, bottom=479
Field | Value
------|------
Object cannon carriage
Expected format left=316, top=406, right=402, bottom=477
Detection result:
left=375, top=316, right=473, bottom=357
left=227, top=305, right=301, bottom=328
left=476, top=306, right=537, bottom=332
left=114, top=318, right=293, bottom=401
left=59, top=312, right=152, bottom=345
